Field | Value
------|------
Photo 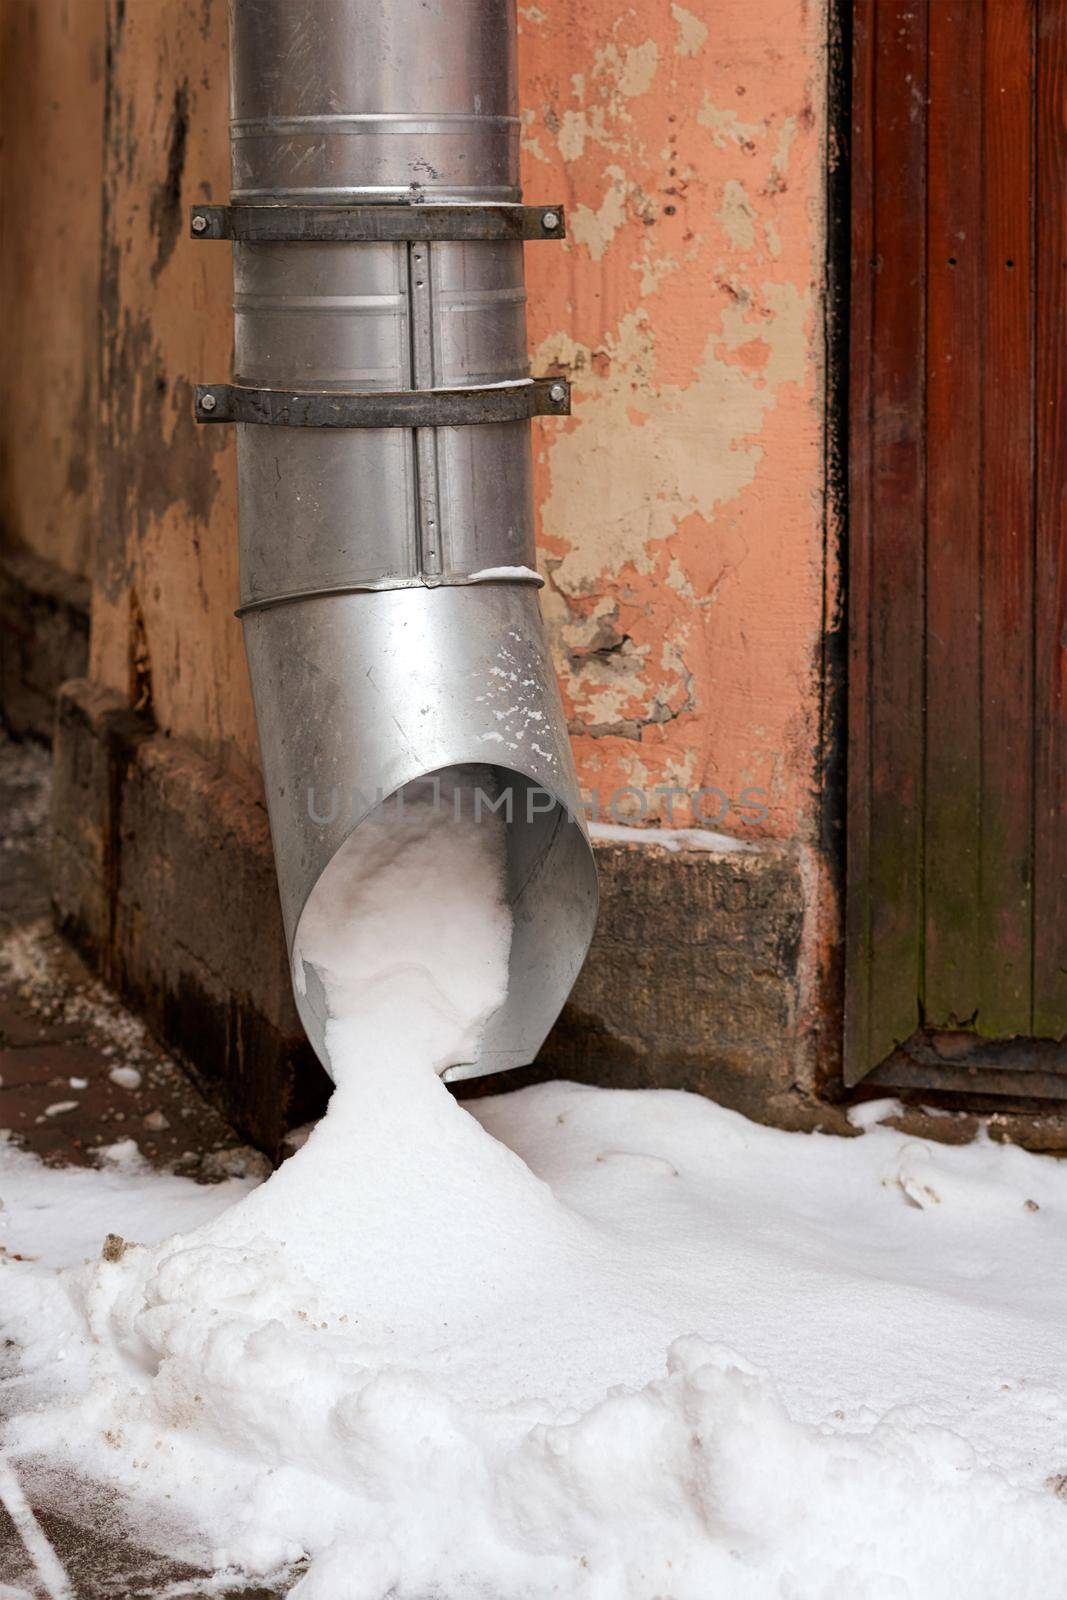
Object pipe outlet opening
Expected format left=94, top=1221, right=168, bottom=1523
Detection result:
left=292, top=764, right=597, bottom=1082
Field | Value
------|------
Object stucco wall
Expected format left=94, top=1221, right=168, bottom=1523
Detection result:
left=6, top=0, right=830, bottom=841
left=0, top=0, right=105, bottom=580
left=523, top=1, right=829, bottom=844
left=88, top=0, right=258, bottom=787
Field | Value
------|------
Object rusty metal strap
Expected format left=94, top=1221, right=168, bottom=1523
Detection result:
left=189, top=202, right=566, bottom=243
left=194, top=379, right=570, bottom=428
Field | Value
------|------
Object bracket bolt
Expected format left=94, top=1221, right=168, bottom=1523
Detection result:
left=542, top=210, right=560, bottom=231
left=199, top=391, right=217, bottom=412
left=191, top=213, right=209, bottom=234
left=549, top=382, right=567, bottom=404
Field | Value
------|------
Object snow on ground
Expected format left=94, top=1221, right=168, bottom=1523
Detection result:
left=4, top=1080, right=1067, bottom=1598
left=3, top=777, right=1067, bottom=1598
left=0, top=1133, right=255, bottom=1271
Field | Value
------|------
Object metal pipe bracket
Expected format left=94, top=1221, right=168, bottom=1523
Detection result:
left=195, top=378, right=571, bottom=428
left=190, top=201, right=566, bottom=242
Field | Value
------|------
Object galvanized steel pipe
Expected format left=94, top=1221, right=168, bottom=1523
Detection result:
left=195, top=0, right=598, bottom=1079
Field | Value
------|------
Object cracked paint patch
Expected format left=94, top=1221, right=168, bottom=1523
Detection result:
left=536, top=286, right=807, bottom=592
left=671, top=4, right=709, bottom=58
left=718, top=179, right=758, bottom=250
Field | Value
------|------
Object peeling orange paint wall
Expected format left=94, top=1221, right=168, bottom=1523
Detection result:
left=5, top=0, right=830, bottom=854
left=88, top=0, right=259, bottom=791
left=522, top=0, right=829, bottom=844
left=0, top=0, right=105, bottom=580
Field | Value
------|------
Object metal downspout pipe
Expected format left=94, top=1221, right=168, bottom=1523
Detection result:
left=193, top=0, right=598, bottom=1081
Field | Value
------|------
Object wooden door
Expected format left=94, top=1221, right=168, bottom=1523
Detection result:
left=846, top=0, right=1067, bottom=1093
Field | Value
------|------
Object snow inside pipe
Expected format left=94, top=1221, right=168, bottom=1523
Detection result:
left=195, top=0, right=598, bottom=1081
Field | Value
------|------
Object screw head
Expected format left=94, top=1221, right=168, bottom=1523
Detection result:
left=191, top=213, right=209, bottom=234
left=199, top=391, right=217, bottom=412
left=542, top=209, right=561, bottom=231
left=549, top=382, right=567, bottom=404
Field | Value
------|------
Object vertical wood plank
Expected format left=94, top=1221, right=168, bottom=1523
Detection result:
left=1033, top=0, right=1067, bottom=1037
left=849, top=0, right=1067, bottom=1081
left=980, top=0, right=1036, bottom=1036
left=863, top=0, right=928, bottom=1070
left=924, top=0, right=983, bottom=1027
left=844, top=0, right=877, bottom=1081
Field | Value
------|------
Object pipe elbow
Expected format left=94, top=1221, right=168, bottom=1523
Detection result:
left=245, top=581, right=597, bottom=1082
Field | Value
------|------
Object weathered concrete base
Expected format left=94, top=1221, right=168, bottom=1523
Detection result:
left=50, top=677, right=820, bottom=1149
left=52, top=680, right=331, bottom=1158
left=49, top=676, right=1067, bottom=1155
left=0, top=545, right=89, bottom=741
left=536, top=843, right=812, bottom=1127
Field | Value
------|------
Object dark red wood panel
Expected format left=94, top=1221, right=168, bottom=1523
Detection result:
left=847, top=0, right=929, bottom=1076
left=847, top=0, right=1067, bottom=1086
left=844, top=0, right=877, bottom=1079
left=851, top=3, right=927, bottom=1088
left=1033, top=0, right=1067, bottom=1037
left=924, top=0, right=984, bottom=1028
left=980, top=0, right=1036, bottom=1036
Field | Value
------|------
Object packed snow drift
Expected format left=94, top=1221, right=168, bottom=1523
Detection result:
left=4, top=772, right=1067, bottom=1598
